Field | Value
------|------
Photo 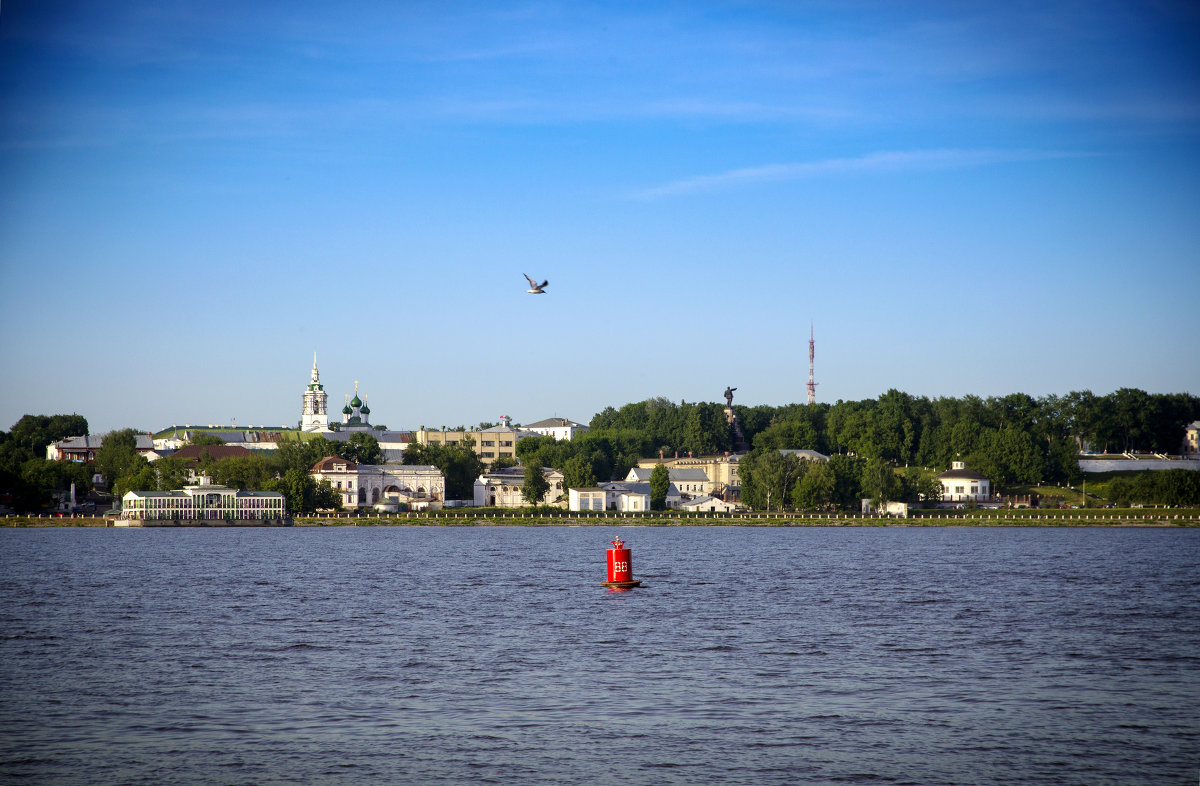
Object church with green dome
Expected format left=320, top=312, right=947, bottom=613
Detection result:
left=339, top=383, right=376, bottom=431
left=300, top=355, right=386, bottom=435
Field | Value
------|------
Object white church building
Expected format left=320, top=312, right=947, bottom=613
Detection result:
left=300, top=356, right=414, bottom=462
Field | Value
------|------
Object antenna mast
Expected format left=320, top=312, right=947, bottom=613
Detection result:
left=806, top=322, right=819, bottom=405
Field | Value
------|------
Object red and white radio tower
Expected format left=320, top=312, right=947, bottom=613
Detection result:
left=806, top=322, right=819, bottom=405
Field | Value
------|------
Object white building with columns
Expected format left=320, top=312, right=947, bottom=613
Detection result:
left=311, top=455, right=445, bottom=510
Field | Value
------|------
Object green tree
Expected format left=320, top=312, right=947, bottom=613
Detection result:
left=275, top=436, right=337, bottom=473
left=339, top=432, right=383, bottom=465
left=404, top=442, right=484, bottom=501
left=860, top=457, right=901, bottom=510
left=826, top=454, right=865, bottom=508
left=263, top=468, right=320, bottom=514
left=189, top=433, right=226, bottom=446
left=112, top=461, right=156, bottom=500
left=793, top=460, right=835, bottom=510
left=490, top=455, right=519, bottom=470
left=18, top=458, right=92, bottom=509
left=153, top=456, right=189, bottom=491
left=900, top=466, right=941, bottom=505
left=7, top=414, right=90, bottom=457
left=209, top=454, right=276, bottom=490
left=522, top=463, right=550, bottom=505
left=93, top=429, right=148, bottom=492
left=563, top=453, right=597, bottom=490
left=649, top=462, right=670, bottom=510
left=739, top=449, right=804, bottom=511
left=313, top=478, right=343, bottom=511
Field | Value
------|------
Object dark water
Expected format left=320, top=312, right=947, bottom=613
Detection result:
left=1, top=526, right=1197, bottom=785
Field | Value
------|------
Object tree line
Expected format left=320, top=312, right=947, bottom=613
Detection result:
left=593, top=388, right=1198, bottom=482
left=3, top=387, right=1197, bottom=513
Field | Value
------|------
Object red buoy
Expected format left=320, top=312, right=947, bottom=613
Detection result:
left=602, top=536, right=642, bottom=589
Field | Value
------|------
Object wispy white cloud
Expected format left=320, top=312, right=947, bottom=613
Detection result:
left=631, top=148, right=1095, bottom=199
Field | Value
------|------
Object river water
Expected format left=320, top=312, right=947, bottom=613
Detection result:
left=1, top=526, right=1197, bottom=785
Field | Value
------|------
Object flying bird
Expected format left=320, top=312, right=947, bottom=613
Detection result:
left=524, top=274, right=548, bottom=294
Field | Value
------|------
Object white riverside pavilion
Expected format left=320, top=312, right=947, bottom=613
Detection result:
left=120, top=479, right=286, bottom=522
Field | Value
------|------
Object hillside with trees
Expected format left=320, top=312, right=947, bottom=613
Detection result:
left=3, top=388, right=1197, bottom=513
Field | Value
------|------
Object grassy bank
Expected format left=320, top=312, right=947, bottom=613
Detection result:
left=5, top=509, right=1198, bottom=528
left=293, top=508, right=1200, bottom=528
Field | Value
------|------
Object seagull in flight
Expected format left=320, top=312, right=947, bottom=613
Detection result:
left=524, top=274, right=548, bottom=294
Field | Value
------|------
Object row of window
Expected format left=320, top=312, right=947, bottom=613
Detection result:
left=493, top=482, right=563, bottom=492
left=125, top=508, right=284, bottom=520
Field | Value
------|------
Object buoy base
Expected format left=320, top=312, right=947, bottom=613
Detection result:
left=601, top=580, right=642, bottom=589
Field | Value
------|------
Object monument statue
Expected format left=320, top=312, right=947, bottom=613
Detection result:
left=724, top=386, right=737, bottom=407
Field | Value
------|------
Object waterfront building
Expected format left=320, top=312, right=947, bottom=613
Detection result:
left=937, top=460, right=993, bottom=504
left=119, top=478, right=286, bottom=523
left=606, top=481, right=679, bottom=510
left=473, top=465, right=566, bottom=507
left=310, top=455, right=445, bottom=509
left=677, top=494, right=739, bottom=513
left=568, top=487, right=608, bottom=511
left=636, top=452, right=745, bottom=491
left=625, top=466, right=713, bottom=496
left=568, top=483, right=653, bottom=512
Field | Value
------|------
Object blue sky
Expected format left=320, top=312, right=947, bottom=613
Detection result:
left=2, top=0, right=1198, bottom=435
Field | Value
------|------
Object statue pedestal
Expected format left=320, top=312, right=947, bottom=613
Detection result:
left=725, top=408, right=748, bottom=451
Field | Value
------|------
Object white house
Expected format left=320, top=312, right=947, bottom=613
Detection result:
left=568, top=483, right=654, bottom=512
left=473, top=466, right=566, bottom=507
left=569, top=487, right=609, bottom=511
left=524, top=417, right=590, bottom=441
left=602, top=481, right=681, bottom=510
left=678, top=494, right=739, bottom=513
left=625, top=467, right=712, bottom=496
left=1183, top=421, right=1200, bottom=458
left=936, top=461, right=992, bottom=504
left=861, top=499, right=912, bottom=517
left=311, top=456, right=445, bottom=510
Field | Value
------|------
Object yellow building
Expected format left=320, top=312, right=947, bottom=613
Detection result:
left=636, top=452, right=744, bottom=489
left=415, top=416, right=528, bottom=465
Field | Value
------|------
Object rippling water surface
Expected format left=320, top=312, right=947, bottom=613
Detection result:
left=1, top=526, right=1197, bottom=785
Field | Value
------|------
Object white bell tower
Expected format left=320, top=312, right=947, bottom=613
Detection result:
left=301, top=353, right=329, bottom=432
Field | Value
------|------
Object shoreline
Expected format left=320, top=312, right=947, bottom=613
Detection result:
left=5, top=513, right=1198, bottom=528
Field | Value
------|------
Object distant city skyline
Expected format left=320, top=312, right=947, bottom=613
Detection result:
left=3, top=1, right=1198, bottom=435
